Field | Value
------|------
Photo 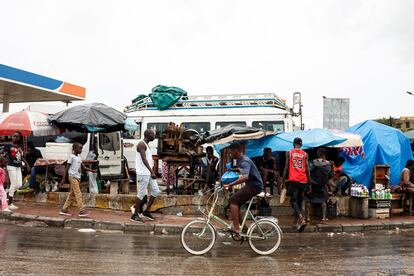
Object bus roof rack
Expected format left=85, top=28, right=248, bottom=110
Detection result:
left=124, top=93, right=288, bottom=113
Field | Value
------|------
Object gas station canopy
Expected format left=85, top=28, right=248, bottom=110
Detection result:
left=0, top=64, right=86, bottom=112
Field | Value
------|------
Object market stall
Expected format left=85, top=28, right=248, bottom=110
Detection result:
left=342, top=120, right=413, bottom=187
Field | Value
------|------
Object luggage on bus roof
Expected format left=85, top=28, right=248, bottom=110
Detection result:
left=200, top=125, right=261, bottom=144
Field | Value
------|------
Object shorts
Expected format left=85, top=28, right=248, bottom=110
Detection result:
left=231, top=185, right=262, bottom=206
left=137, top=175, right=160, bottom=200
left=287, top=181, right=307, bottom=199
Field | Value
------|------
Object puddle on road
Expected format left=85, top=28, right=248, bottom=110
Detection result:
left=78, top=228, right=96, bottom=233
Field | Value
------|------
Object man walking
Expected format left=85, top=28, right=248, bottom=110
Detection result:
left=131, top=129, right=160, bottom=223
left=282, top=137, right=310, bottom=232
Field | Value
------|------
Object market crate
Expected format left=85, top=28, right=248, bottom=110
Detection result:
left=369, top=199, right=391, bottom=209
left=369, top=208, right=390, bottom=219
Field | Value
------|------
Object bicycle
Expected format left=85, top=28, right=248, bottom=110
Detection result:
left=180, top=185, right=282, bottom=255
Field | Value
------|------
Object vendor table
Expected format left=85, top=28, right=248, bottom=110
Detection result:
left=162, top=155, right=203, bottom=195
left=34, top=158, right=66, bottom=192
left=34, top=158, right=97, bottom=192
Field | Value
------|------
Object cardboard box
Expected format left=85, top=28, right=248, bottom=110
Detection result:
left=45, top=143, right=73, bottom=160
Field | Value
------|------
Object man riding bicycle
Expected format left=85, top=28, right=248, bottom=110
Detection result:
left=223, top=142, right=264, bottom=235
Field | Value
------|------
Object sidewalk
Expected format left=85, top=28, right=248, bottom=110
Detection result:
left=1, top=202, right=414, bottom=234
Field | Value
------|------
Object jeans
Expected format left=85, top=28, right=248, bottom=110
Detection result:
left=137, top=175, right=160, bottom=200
left=336, top=175, right=351, bottom=195
left=7, top=166, right=22, bottom=197
left=29, top=166, right=46, bottom=192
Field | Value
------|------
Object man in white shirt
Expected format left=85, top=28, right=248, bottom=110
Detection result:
left=131, top=129, right=160, bottom=223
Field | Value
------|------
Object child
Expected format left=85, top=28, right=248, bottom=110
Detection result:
left=0, top=156, right=11, bottom=212
left=59, top=143, right=95, bottom=217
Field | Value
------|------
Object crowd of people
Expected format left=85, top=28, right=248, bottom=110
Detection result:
left=281, top=138, right=357, bottom=230
left=2, top=127, right=414, bottom=233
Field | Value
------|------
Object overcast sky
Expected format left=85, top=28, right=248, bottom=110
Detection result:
left=1, top=0, right=413, bottom=128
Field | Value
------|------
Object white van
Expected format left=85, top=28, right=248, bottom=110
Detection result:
left=24, top=104, right=126, bottom=181
left=29, top=131, right=125, bottom=181
left=123, top=93, right=296, bottom=169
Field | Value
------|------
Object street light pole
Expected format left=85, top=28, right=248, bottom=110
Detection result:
left=293, top=92, right=304, bottom=130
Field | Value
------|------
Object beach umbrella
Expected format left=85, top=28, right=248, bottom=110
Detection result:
left=0, top=111, right=60, bottom=136
left=48, top=103, right=127, bottom=133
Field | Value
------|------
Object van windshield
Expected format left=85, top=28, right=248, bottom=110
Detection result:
left=99, top=132, right=120, bottom=151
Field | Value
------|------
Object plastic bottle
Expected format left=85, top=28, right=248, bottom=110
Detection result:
left=375, top=189, right=380, bottom=200
left=371, top=189, right=375, bottom=199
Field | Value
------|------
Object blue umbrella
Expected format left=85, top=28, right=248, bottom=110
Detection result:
left=124, top=117, right=139, bottom=131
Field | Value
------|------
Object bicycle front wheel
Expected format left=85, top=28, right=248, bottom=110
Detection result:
left=248, top=220, right=282, bottom=255
left=181, top=219, right=216, bottom=255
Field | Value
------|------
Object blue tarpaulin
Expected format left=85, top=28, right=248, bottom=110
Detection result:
left=214, top=128, right=347, bottom=158
left=342, top=120, right=413, bottom=187
left=276, top=128, right=347, bottom=149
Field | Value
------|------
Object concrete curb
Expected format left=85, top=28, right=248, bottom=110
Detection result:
left=95, top=221, right=125, bottom=232
left=64, top=218, right=95, bottom=229
left=0, top=212, right=411, bottom=235
left=37, top=216, right=66, bottom=228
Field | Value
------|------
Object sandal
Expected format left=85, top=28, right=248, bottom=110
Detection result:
left=296, top=217, right=307, bottom=233
left=224, top=227, right=240, bottom=235
left=322, top=218, right=329, bottom=222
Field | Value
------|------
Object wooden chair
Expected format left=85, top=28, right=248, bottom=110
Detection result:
left=390, top=193, right=404, bottom=216
left=402, top=193, right=414, bottom=216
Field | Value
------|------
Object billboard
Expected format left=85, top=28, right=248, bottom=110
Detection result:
left=323, top=98, right=350, bottom=130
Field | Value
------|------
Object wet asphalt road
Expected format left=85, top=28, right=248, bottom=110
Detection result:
left=0, top=224, right=413, bottom=275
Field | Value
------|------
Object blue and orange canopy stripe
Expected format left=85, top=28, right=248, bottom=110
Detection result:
left=0, top=64, right=85, bottom=99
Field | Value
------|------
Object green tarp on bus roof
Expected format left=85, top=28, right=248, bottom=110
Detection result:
left=149, top=85, right=187, bottom=110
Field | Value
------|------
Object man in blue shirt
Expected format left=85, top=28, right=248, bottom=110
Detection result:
left=223, top=142, right=264, bottom=234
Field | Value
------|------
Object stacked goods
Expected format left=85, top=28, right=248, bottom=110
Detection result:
left=368, top=184, right=391, bottom=219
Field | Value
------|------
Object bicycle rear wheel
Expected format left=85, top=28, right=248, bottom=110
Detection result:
left=248, top=219, right=282, bottom=255
left=181, top=219, right=216, bottom=255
